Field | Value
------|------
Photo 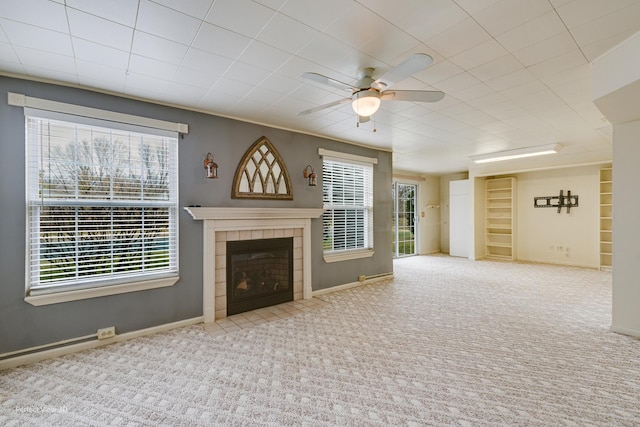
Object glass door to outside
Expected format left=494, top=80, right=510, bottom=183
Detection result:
left=393, top=182, right=418, bottom=258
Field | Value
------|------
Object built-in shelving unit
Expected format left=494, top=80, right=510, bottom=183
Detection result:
left=485, top=177, right=516, bottom=260
left=600, top=166, right=612, bottom=270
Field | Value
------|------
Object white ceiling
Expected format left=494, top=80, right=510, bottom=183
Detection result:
left=1, top=0, right=637, bottom=175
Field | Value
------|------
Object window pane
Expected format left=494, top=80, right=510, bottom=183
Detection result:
left=27, top=116, right=178, bottom=293
left=322, top=158, right=373, bottom=253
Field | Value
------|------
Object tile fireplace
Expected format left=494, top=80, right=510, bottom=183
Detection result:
left=184, top=207, right=324, bottom=322
left=226, top=237, right=293, bottom=315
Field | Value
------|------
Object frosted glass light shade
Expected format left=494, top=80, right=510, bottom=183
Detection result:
left=351, top=90, right=381, bottom=117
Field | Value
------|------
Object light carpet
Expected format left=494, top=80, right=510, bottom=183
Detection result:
left=2, top=255, right=639, bottom=426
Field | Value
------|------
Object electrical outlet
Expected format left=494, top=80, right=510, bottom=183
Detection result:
left=97, top=326, right=116, bottom=340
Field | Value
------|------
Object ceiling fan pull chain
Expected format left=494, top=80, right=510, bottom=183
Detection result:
left=373, top=115, right=377, bottom=133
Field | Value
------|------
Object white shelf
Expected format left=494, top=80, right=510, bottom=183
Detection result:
left=485, top=177, right=516, bottom=260
left=599, top=166, right=612, bottom=270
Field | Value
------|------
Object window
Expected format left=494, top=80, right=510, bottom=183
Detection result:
left=322, top=155, right=374, bottom=261
left=26, top=113, right=179, bottom=298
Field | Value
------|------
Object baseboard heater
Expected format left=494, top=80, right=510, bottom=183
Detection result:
left=0, top=333, right=98, bottom=361
left=0, top=317, right=203, bottom=371
left=312, top=272, right=394, bottom=298
left=359, top=272, right=393, bottom=282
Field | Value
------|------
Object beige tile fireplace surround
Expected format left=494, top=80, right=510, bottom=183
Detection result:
left=184, top=208, right=324, bottom=321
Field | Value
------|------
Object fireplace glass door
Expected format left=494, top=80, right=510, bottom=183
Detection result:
left=226, top=237, right=293, bottom=315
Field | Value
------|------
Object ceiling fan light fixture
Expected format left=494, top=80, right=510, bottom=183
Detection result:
left=351, top=90, right=381, bottom=117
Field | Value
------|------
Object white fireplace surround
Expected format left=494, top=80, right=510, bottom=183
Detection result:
left=184, top=207, right=324, bottom=322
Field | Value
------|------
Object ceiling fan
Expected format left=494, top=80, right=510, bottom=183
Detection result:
left=297, top=53, right=445, bottom=123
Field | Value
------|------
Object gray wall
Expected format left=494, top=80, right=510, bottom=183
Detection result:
left=0, top=76, right=393, bottom=354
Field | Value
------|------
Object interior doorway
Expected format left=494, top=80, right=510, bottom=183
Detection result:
left=392, top=182, right=418, bottom=258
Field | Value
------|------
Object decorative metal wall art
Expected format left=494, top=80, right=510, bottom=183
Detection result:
left=232, top=136, right=293, bottom=200
left=534, top=189, right=578, bottom=213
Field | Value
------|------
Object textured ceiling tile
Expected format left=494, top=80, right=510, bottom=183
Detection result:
left=67, top=8, right=133, bottom=51
left=512, top=32, right=578, bottom=67
left=128, top=55, right=179, bottom=80
left=0, top=0, right=68, bottom=33
left=136, top=0, right=201, bottom=45
left=473, top=0, right=552, bottom=36
left=205, top=0, right=274, bottom=38
left=425, top=17, right=492, bottom=57
left=555, top=0, right=637, bottom=29
left=496, top=11, right=566, bottom=53
left=0, top=0, right=625, bottom=174
left=322, top=2, right=394, bottom=49
left=257, top=13, right=318, bottom=54
left=191, top=22, right=252, bottom=59
left=450, top=39, right=509, bottom=70
left=279, top=0, right=346, bottom=30
left=468, top=54, right=524, bottom=82
left=132, top=31, right=189, bottom=65
left=414, top=60, right=465, bottom=85
left=72, top=38, right=130, bottom=69
left=66, top=0, right=138, bottom=27
left=1, top=19, right=73, bottom=56
left=152, top=0, right=214, bottom=19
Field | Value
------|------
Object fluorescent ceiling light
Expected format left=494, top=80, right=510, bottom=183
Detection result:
left=470, top=143, right=562, bottom=164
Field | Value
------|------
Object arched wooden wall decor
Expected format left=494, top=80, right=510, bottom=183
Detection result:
left=232, top=136, right=293, bottom=200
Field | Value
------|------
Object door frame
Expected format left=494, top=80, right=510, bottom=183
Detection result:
left=392, top=181, right=418, bottom=258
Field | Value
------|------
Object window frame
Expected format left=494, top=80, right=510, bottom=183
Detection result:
left=319, top=148, right=377, bottom=263
left=11, top=94, right=187, bottom=306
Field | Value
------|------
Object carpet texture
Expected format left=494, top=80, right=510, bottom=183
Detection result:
left=2, top=255, right=639, bottom=426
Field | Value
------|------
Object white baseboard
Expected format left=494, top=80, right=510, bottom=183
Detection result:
left=419, top=250, right=441, bottom=255
left=610, top=325, right=640, bottom=338
left=496, top=256, right=600, bottom=270
left=312, top=273, right=393, bottom=297
left=0, top=316, right=204, bottom=371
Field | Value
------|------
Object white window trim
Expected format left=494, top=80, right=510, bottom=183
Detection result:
left=318, top=148, right=378, bottom=165
left=320, top=148, right=375, bottom=263
left=8, top=92, right=188, bottom=134
left=25, top=276, right=179, bottom=306
left=15, top=95, right=184, bottom=305
left=323, top=249, right=375, bottom=263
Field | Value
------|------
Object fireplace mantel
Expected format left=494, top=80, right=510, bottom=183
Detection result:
left=184, top=207, right=324, bottom=221
left=185, top=207, right=324, bottom=322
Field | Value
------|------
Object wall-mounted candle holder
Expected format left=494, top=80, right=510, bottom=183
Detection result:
left=303, top=165, right=317, bottom=186
left=204, top=152, right=218, bottom=179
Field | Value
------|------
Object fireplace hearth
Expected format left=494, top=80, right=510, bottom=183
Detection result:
left=227, top=237, right=293, bottom=315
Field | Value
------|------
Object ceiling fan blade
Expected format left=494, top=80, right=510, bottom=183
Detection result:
left=372, top=53, right=434, bottom=90
left=301, top=72, right=354, bottom=92
left=297, top=97, right=352, bottom=115
left=381, top=90, right=445, bottom=103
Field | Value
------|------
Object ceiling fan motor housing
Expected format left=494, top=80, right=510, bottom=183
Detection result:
left=355, top=67, right=376, bottom=88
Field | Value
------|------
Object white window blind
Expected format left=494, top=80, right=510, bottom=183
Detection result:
left=322, top=157, right=373, bottom=253
left=26, top=114, right=179, bottom=295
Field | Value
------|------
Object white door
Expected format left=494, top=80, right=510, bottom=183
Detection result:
left=449, top=180, right=470, bottom=258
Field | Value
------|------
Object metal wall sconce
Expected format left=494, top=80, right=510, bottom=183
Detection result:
left=204, top=152, right=218, bottom=179
left=303, top=165, right=317, bottom=186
